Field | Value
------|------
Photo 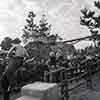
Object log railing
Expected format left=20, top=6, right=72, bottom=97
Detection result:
left=44, top=60, right=100, bottom=100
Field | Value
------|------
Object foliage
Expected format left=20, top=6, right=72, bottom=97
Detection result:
left=0, top=37, right=12, bottom=50
left=22, top=11, right=63, bottom=60
left=80, top=1, right=100, bottom=47
left=38, top=14, right=51, bottom=37
left=22, top=11, right=36, bottom=43
left=22, top=11, right=62, bottom=44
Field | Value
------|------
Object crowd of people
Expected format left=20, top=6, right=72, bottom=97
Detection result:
left=0, top=38, right=100, bottom=100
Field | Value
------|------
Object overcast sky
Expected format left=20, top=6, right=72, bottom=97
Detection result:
left=0, top=0, right=98, bottom=49
left=0, top=0, right=80, bottom=40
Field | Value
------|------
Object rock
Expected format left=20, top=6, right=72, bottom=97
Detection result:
left=22, top=82, right=60, bottom=100
left=15, top=96, right=40, bottom=100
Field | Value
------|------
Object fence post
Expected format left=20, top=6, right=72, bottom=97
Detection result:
left=60, top=70, right=69, bottom=100
left=60, top=71, right=64, bottom=100
left=98, top=61, right=100, bottom=79
left=86, top=63, right=93, bottom=89
left=50, top=71, right=53, bottom=82
left=44, top=71, right=48, bottom=82
left=64, top=70, right=69, bottom=100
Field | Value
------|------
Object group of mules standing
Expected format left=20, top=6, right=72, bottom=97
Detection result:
left=1, top=38, right=99, bottom=100
left=0, top=38, right=69, bottom=100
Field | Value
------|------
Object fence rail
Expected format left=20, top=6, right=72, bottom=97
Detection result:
left=44, top=60, right=100, bottom=100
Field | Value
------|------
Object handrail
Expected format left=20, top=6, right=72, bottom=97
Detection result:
left=44, top=59, right=100, bottom=100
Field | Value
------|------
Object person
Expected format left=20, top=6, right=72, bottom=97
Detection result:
left=0, top=38, right=29, bottom=100
left=56, top=49, right=64, bottom=66
left=49, top=51, right=56, bottom=70
left=85, top=54, right=93, bottom=89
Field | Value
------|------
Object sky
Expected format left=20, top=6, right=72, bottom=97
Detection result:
left=0, top=0, right=98, bottom=49
left=0, top=0, right=79, bottom=40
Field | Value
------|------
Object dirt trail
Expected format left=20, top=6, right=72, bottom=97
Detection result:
left=70, top=78, right=100, bottom=100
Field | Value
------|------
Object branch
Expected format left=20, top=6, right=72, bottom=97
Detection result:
left=94, top=1, right=100, bottom=9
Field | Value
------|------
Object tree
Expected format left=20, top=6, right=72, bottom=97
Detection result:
left=38, top=14, right=51, bottom=37
left=22, top=11, right=63, bottom=44
left=22, top=11, right=37, bottom=43
left=0, top=37, right=12, bottom=50
left=22, top=11, right=63, bottom=60
left=80, top=1, right=100, bottom=47
left=47, top=34, right=62, bottom=44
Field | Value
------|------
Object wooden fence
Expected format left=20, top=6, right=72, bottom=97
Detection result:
left=44, top=60, right=100, bottom=100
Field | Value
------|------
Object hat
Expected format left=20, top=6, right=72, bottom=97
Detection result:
left=49, top=51, right=55, bottom=57
left=86, top=55, right=92, bottom=60
left=12, top=38, right=21, bottom=44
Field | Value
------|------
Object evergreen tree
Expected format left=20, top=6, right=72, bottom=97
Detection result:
left=39, top=14, right=51, bottom=37
left=80, top=1, right=100, bottom=47
left=22, top=11, right=63, bottom=44
left=22, top=11, right=37, bottom=43
left=38, top=14, right=63, bottom=43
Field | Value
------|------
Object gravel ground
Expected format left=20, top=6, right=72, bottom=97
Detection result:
left=0, top=90, right=21, bottom=100
left=1, top=77, right=100, bottom=100
left=69, top=77, right=100, bottom=100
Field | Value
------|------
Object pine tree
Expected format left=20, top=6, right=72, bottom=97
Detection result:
left=80, top=1, right=100, bottom=47
left=22, top=11, right=37, bottom=43
left=22, top=12, right=63, bottom=44
left=38, top=14, right=51, bottom=37
left=39, top=14, right=63, bottom=43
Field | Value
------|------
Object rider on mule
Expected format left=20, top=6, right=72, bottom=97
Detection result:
left=0, top=38, right=29, bottom=100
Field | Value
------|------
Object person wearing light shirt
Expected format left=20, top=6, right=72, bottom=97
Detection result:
left=1, top=38, right=29, bottom=100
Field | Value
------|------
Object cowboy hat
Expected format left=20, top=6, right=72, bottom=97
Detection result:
left=12, top=38, right=21, bottom=44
